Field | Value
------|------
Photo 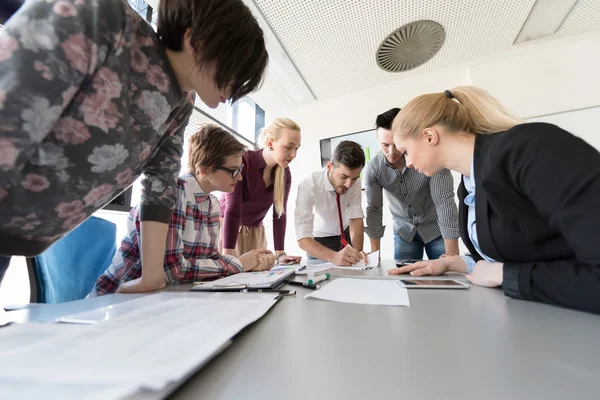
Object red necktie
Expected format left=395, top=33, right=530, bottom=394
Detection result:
left=336, top=193, right=348, bottom=249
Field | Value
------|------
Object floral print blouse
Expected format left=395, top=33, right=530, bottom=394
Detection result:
left=0, top=0, right=194, bottom=256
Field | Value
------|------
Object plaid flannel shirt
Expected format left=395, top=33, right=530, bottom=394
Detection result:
left=92, top=173, right=242, bottom=296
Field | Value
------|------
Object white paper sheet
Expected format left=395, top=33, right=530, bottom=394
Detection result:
left=0, top=295, right=278, bottom=391
left=57, top=291, right=278, bottom=324
left=271, top=264, right=305, bottom=272
left=295, top=265, right=333, bottom=275
left=303, top=250, right=380, bottom=271
left=0, top=379, right=137, bottom=400
left=305, top=278, right=410, bottom=307
left=0, top=307, right=10, bottom=327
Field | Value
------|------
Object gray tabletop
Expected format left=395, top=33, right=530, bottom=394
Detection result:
left=5, top=260, right=600, bottom=400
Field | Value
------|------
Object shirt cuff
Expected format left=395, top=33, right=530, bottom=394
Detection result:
left=347, top=210, right=365, bottom=220
left=224, top=255, right=243, bottom=274
left=502, top=262, right=531, bottom=300
left=295, top=225, right=313, bottom=241
left=460, top=255, right=477, bottom=274
left=364, top=225, right=385, bottom=239
left=440, top=230, right=461, bottom=240
left=139, top=204, right=173, bottom=224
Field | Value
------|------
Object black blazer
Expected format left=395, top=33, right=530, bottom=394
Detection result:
left=458, top=123, right=600, bottom=314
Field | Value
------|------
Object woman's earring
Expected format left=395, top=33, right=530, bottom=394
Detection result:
left=269, top=147, right=273, bottom=151
left=203, top=175, right=209, bottom=182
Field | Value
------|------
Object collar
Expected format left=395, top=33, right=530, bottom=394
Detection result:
left=463, top=159, right=476, bottom=195
left=382, top=152, right=406, bottom=172
left=320, top=168, right=336, bottom=192
left=248, top=148, right=267, bottom=170
left=181, top=172, right=210, bottom=203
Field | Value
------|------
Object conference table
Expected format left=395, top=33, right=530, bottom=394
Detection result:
left=5, top=260, right=600, bottom=399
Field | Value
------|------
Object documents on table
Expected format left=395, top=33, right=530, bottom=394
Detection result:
left=0, top=293, right=279, bottom=396
left=300, top=250, right=380, bottom=272
left=0, top=378, right=137, bottom=400
left=191, top=267, right=295, bottom=291
left=305, top=278, right=410, bottom=307
left=57, top=291, right=278, bottom=324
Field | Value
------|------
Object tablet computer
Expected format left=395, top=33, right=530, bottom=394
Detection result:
left=397, top=279, right=470, bottom=289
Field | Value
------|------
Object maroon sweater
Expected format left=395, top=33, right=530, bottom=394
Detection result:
left=220, top=149, right=291, bottom=251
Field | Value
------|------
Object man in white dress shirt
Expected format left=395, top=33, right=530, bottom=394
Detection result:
left=295, top=141, right=367, bottom=266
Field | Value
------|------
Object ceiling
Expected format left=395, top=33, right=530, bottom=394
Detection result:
left=253, top=0, right=600, bottom=104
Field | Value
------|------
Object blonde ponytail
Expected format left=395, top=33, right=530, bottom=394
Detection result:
left=392, top=86, right=522, bottom=139
left=259, top=117, right=301, bottom=218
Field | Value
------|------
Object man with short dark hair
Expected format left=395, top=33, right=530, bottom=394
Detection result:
left=364, top=108, right=460, bottom=260
left=295, top=141, right=367, bottom=266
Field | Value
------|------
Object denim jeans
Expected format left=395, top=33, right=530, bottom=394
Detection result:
left=394, top=232, right=445, bottom=260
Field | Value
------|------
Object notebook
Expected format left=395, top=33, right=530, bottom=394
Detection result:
left=301, top=250, right=380, bottom=272
left=190, top=268, right=296, bottom=291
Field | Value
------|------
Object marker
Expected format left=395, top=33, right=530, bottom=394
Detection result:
left=308, top=273, right=330, bottom=285
left=287, top=280, right=321, bottom=290
left=302, top=283, right=321, bottom=290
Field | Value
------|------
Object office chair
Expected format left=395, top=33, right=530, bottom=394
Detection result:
left=27, top=216, right=117, bottom=303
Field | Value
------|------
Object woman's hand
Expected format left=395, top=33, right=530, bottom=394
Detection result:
left=277, top=255, right=302, bottom=265
left=239, top=249, right=276, bottom=271
left=465, top=261, right=503, bottom=287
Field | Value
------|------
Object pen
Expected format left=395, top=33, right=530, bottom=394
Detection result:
left=307, top=273, right=330, bottom=285
left=255, top=289, right=296, bottom=296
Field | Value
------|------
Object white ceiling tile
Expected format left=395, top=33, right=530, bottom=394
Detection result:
left=253, top=0, right=600, bottom=100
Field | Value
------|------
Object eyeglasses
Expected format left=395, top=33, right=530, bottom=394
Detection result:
left=214, top=163, right=244, bottom=178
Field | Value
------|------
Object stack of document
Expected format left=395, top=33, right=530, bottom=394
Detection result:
left=0, top=293, right=280, bottom=398
left=298, top=250, right=380, bottom=274
left=190, top=268, right=295, bottom=291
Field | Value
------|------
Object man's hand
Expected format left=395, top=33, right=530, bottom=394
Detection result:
left=331, top=246, right=362, bottom=266
left=439, top=251, right=459, bottom=258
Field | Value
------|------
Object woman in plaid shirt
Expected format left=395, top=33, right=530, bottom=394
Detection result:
left=91, top=125, right=276, bottom=296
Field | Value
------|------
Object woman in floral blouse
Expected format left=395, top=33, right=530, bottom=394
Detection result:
left=91, top=125, right=276, bottom=296
left=0, top=0, right=268, bottom=293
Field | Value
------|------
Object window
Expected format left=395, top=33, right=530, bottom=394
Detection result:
left=107, top=0, right=266, bottom=210
left=196, top=97, right=265, bottom=145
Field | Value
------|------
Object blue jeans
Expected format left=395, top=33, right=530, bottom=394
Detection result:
left=394, top=232, right=445, bottom=260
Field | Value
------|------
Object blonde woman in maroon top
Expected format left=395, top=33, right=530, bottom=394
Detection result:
left=220, top=118, right=302, bottom=265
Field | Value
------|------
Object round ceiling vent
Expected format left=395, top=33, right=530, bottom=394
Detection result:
left=376, top=20, right=445, bottom=73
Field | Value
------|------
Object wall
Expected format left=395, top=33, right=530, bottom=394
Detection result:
left=260, top=29, right=600, bottom=260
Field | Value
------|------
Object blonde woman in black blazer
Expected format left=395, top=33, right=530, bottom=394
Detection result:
left=389, top=86, right=600, bottom=315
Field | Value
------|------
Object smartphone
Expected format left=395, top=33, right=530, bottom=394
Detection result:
left=396, top=259, right=423, bottom=267
left=397, top=279, right=470, bottom=289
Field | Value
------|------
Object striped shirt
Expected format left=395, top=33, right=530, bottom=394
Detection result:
left=92, top=173, right=242, bottom=296
left=363, top=152, right=459, bottom=244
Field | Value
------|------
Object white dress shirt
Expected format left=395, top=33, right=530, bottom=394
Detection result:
left=295, top=168, right=365, bottom=240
